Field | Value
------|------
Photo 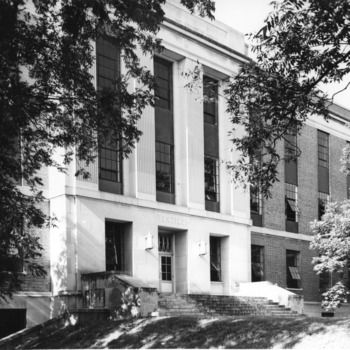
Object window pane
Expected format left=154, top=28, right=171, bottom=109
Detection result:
left=154, top=58, right=172, bottom=110
left=205, top=156, right=220, bottom=202
left=318, top=131, right=329, bottom=168
left=285, top=183, right=299, bottom=222
left=203, top=76, right=218, bottom=125
left=156, top=141, right=174, bottom=193
left=161, top=256, right=172, bottom=281
left=286, top=250, right=301, bottom=288
left=99, top=136, right=122, bottom=183
left=250, top=186, right=262, bottom=215
left=97, top=37, right=119, bottom=90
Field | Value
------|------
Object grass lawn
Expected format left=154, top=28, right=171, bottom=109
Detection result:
left=25, top=315, right=350, bottom=349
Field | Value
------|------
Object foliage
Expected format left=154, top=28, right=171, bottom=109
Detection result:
left=0, top=0, right=214, bottom=301
left=321, top=282, right=350, bottom=312
left=310, top=201, right=350, bottom=310
left=225, top=0, right=350, bottom=197
left=114, top=287, right=141, bottom=319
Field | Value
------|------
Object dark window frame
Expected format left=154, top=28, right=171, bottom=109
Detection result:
left=105, top=221, right=126, bottom=272
left=284, top=131, right=298, bottom=163
left=204, top=155, right=220, bottom=203
left=161, top=256, right=172, bottom=281
left=155, top=141, right=175, bottom=194
left=203, top=76, right=219, bottom=125
left=96, top=36, right=120, bottom=91
left=99, top=137, right=123, bottom=183
left=250, top=186, right=262, bottom=215
left=251, top=245, right=264, bottom=282
left=285, top=183, right=299, bottom=223
left=210, top=236, right=222, bottom=282
left=318, top=130, right=329, bottom=169
left=97, top=36, right=123, bottom=194
left=286, top=250, right=301, bottom=289
left=154, top=57, right=173, bottom=111
left=318, top=191, right=329, bottom=220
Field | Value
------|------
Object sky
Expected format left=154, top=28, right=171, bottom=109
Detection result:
left=214, top=0, right=271, bottom=35
left=213, top=0, right=350, bottom=110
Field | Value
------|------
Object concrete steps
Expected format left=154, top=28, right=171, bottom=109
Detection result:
left=158, top=293, right=300, bottom=317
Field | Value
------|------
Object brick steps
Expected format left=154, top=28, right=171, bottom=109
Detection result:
left=158, top=293, right=300, bottom=317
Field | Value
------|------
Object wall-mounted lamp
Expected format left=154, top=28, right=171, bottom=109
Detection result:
left=198, top=240, right=207, bottom=256
left=145, top=232, right=154, bottom=250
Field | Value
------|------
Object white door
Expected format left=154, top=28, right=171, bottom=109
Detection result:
left=159, top=232, right=174, bottom=293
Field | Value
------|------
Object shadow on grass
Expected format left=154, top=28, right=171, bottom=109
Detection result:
left=26, top=316, right=350, bottom=349
left=106, top=317, right=350, bottom=349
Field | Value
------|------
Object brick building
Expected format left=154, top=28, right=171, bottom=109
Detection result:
left=1, top=0, right=350, bottom=338
left=251, top=104, right=350, bottom=315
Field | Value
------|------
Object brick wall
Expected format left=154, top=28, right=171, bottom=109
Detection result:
left=262, top=139, right=285, bottom=231
left=255, top=123, right=350, bottom=302
left=330, top=134, right=347, bottom=202
left=20, top=200, right=51, bottom=293
left=298, top=125, right=318, bottom=235
left=251, top=232, right=321, bottom=302
left=261, top=125, right=349, bottom=235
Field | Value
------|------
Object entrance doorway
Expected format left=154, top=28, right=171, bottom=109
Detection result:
left=158, top=231, right=174, bottom=292
left=105, top=221, right=132, bottom=275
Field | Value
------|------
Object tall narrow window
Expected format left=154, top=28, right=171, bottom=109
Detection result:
left=250, top=186, right=262, bottom=226
left=203, top=76, right=220, bottom=212
left=205, top=156, right=220, bottom=203
left=250, top=144, right=263, bottom=226
left=99, top=137, right=122, bottom=183
left=285, top=183, right=299, bottom=233
left=97, top=37, right=123, bottom=194
left=251, top=245, right=264, bottom=282
left=155, top=58, right=172, bottom=110
left=318, top=131, right=329, bottom=169
left=105, top=222, right=125, bottom=272
left=286, top=250, right=301, bottom=289
left=250, top=187, right=262, bottom=215
left=318, top=192, right=329, bottom=220
left=318, top=131, right=329, bottom=209
left=203, top=76, right=218, bottom=125
left=154, top=57, right=175, bottom=204
left=97, top=37, right=120, bottom=90
left=285, top=131, right=298, bottom=185
left=210, top=236, right=221, bottom=282
left=156, top=141, right=175, bottom=194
